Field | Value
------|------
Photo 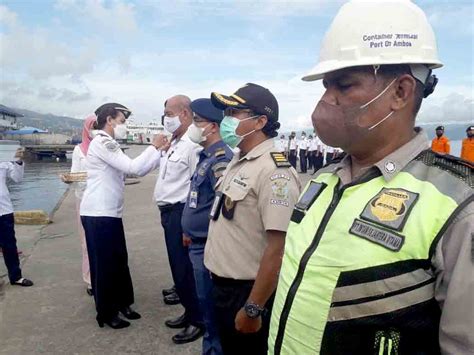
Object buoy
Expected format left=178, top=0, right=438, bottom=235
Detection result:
left=14, top=210, right=51, bottom=225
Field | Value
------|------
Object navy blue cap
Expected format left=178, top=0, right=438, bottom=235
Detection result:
left=435, top=125, right=444, bottom=131
left=467, top=125, right=474, bottom=132
left=190, top=98, right=224, bottom=123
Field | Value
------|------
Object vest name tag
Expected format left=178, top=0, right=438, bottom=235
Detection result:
left=349, top=219, right=405, bottom=252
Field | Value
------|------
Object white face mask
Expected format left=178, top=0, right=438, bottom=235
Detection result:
left=164, top=116, right=181, bottom=134
left=187, top=123, right=212, bottom=144
left=90, top=130, right=99, bottom=139
left=113, top=123, right=128, bottom=139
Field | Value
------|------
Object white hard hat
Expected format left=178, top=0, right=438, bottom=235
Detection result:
left=303, top=0, right=443, bottom=82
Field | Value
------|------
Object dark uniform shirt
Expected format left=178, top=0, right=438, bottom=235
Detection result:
left=182, top=140, right=233, bottom=240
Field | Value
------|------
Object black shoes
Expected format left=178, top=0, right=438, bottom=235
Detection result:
left=97, top=315, right=130, bottom=329
left=162, top=285, right=176, bottom=297
left=172, top=325, right=204, bottom=344
left=163, top=292, right=180, bottom=305
left=120, top=306, right=141, bottom=320
left=165, top=313, right=187, bottom=329
left=10, top=278, right=34, bottom=287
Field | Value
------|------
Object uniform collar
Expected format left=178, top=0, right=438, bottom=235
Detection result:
left=202, top=140, right=227, bottom=158
left=239, top=139, right=274, bottom=161
left=97, top=130, right=112, bottom=138
left=333, top=129, right=430, bottom=183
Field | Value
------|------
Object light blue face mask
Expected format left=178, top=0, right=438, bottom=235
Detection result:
left=220, top=115, right=258, bottom=149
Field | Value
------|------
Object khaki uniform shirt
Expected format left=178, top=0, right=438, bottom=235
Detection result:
left=204, top=139, right=301, bottom=280
left=330, top=130, right=473, bottom=355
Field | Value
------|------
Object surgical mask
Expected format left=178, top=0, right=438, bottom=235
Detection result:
left=113, top=123, right=128, bottom=140
left=164, top=116, right=181, bottom=134
left=220, top=115, right=258, bottom=149
left=312, top=78, right=396, bottom=150
left=187, top=123, right=212, bottom=144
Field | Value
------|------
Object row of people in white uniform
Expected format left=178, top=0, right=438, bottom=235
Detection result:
left=275, top=134, right=342, bottom=165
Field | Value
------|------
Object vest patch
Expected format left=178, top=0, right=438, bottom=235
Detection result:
left=349, top=219, right=404, bottom=252
left=361, top=188, right=419, bottom=231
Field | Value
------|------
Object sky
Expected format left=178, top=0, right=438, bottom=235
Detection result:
left=0, top=0, right=473, bottom=132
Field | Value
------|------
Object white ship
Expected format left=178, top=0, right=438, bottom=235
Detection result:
left=126, top=119, right=164, bottom=144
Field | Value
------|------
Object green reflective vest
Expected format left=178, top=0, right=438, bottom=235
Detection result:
left=269, top=150, right=473, bottom=355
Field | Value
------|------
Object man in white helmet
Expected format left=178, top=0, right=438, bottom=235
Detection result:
left=269, top=1, right=473, bottom=354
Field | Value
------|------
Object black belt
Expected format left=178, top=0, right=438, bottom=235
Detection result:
left=211, top=273, right=254, bottom=287
left=158, top=202, right=185, bottom=212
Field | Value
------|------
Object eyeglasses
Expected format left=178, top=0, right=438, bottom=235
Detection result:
left=224, top=108, right=255, bottom=117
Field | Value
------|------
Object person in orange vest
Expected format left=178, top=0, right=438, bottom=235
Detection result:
left=431, top=125, right=451, bottom=154
left=461, top=125, right=474, bottom=162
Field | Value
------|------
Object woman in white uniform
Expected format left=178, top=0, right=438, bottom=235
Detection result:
left=80, top=103, right=162, bottom=329
left=67, top=114, right=96, bottom=296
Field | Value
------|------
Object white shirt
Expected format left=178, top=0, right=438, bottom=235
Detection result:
left=0, top=161, right=24, bottom=216
left=153, top=133, right=201, bottom=205
left=298, top=138, right=308, bottom=150
left=308, top=139, right=316, bottom=151
left=313, top=136, right=323, bottom=152
left=80, top=131, right=161, bottom=218
left=289, top=138, right=297, bottom=150
left=70, top=145, right=87, bottom=200
left=275, top=139, right=288, bottom=153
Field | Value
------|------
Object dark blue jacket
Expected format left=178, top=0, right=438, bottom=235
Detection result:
left=181, top=140, right=233, bottom=240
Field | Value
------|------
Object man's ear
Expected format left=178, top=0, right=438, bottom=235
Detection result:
left=391, top=74, right=417, bottom=112
left=106, top=115, right=113, bottom=126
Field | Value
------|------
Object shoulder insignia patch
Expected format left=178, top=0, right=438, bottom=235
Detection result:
left=103, top=139, right=120, bottom=152
left=215, top=148, right=226, bottom=158
left=270, top=152, right=291, bottom=168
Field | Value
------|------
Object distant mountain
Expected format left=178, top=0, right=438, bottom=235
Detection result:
left=12, top=107, right=83, bottom=135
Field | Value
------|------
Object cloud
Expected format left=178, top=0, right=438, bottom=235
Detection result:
left=0, top=4, right=17, bottom=28
left=54, top=0, right=138, bottom=34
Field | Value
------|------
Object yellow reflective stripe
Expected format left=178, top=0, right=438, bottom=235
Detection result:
left=332, top=268, right=433, bottom=303
left=379, top=337, right=385, bottom=355
left=328, top=281, right=434, bottom=322
left=388, top=338, right=393, bottom=354
left=230, top=94, right=246, bottom=103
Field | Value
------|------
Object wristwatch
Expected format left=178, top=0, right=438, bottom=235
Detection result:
left=244, top=302, right=265, bottom=319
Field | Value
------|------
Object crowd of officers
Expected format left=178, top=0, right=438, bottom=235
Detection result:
left=275, top=133, right=343, bottom=174
left=1, top=1, right=473, bottom=355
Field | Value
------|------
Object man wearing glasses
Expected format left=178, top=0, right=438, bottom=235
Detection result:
left=153, top=95, right=204, bottom=344
left=204, top=83, right=301, bottom=354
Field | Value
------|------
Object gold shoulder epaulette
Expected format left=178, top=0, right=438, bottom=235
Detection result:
left=270, top=152, right=291, bottom=168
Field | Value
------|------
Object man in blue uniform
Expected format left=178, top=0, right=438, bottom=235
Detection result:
left=182, top=98, right=233, bottom=355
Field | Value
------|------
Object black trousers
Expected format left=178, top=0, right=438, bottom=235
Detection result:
left=0, top=213, right=22, bottom=283
left=81, top=216, right=134, bottom=321
left=159, top=203, right=201, bottom=325
left=299, top=149, right=307, bottom=173
left=288, top=150, right=297, bottom=169
left=308, top=151, right=314, bottom=170
left=212, top=274, right=274, bottom=355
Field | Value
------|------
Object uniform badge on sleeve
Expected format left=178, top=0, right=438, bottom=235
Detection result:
left=103, top=139, right=120, bottom=152
left=360, top=188, right=419, bottom=231
left=270, top=175, right=290, bottom=206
